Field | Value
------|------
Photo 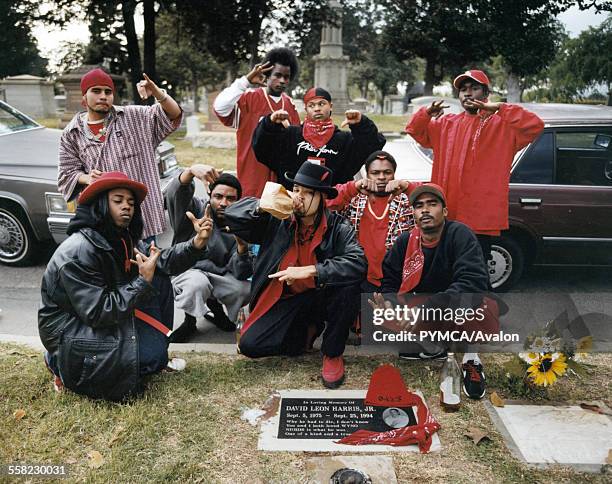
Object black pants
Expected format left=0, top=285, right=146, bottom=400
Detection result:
left=239, top=284, right=360, bottom=358
left=477, top=235, right=492, bottom=262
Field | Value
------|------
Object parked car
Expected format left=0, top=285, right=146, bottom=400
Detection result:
left=395, top=102, right=612, bottom=291
left=0, top=100, right=180, bottom=266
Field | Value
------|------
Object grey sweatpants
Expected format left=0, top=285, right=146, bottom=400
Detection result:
left=172, top=270, right=251, bottom=322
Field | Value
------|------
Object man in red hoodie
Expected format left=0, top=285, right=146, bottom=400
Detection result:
left=406, top=70, right=544, bottom=262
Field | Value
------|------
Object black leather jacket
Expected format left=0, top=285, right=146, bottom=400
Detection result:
left=38, top=227, right=205, bottom=400
left=224, top=197, right=367, bottom=309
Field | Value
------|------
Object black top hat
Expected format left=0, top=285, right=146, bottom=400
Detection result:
left=284, top=162, right=338, bottom=198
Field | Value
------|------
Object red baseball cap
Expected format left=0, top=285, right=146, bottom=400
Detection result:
left=453, top=70, right=490, bottom=89
left=304, top=87, right=332, bottom=104
left=408, top=183, right=447, bottom=207
left=78, top=172, right=148, bottom=205
left=80, top=68, right=115, bottom=95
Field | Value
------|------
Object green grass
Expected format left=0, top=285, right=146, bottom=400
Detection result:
left=1, top=344, right=610, bottom=483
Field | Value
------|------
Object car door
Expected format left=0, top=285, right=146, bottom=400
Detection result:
left=510, top=126, right=612, bottom=265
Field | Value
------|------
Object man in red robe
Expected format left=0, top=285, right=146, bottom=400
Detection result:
left=405, top=69, right=544, bottom=261
left=223, top=163, right=367, bottom=388
left=213, top=48, right=301, bottom=197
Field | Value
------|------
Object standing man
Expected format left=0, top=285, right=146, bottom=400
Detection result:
left=376, top=184, right=492, bottom=399
left=224, top=163, right=367, bottom=388
left=165, top=164, right=252, bottom=342
left=327, top=150, right=418, bottom=291
left=213, top=48, right=301, bottom=197
left=58, top=68, right=183, bottom=241
left=39, top=172, right=211, bottom=401
left=406, top=70, right=544, bottom=260
left=253, top=87, right=385, bottom=189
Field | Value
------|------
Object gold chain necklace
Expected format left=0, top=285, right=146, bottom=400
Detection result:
left=262, top=87, right=284, bottom=113
left=366, top=195, right=392, bottom=221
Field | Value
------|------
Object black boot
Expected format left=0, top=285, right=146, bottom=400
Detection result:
left=169, top=313, right=198, bottom=343
left=204, top=299, right=236, bottom=332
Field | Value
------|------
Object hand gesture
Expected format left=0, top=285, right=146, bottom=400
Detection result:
left=87, top=169, right=103, bottom=185
left=136, top=73, right=161, bottom=100
left=132, top=242, right=161, bottom=283
left=235, top=235, right=248, bottom=254
left=462, top=99, right=501, bottom=113
left=368, top=292, right=392, bottom=312
left=355, top=178, right=378, bottom=194
left=190, top=164, right=222, bottom=184
left=270, top=109, right=290, bottom=128
left=246, top=61, right=273, bottom=87
left=341, top=110, right=362, bottom=128
left=269, top=266, right=315, bottom=286
left=426, top=100, right=450, bottom=119
left=187, top=206, right=213, bottom=249
left=384, top=179, right=409, bottom=195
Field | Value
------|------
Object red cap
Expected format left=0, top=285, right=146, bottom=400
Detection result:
left=78, top=172, right=148, bottom=205
left=453, top=70, right=490, bottom=89
left=80, top=68, right=115, bottom=95
left=408, top=182, right=447, bottom=206
left=303, top=87, right=332, bottom=104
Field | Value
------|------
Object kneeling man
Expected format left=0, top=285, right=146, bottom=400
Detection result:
left=224, top=163, right=367, bottom=388
left=39, top=172, right=211, bottom=401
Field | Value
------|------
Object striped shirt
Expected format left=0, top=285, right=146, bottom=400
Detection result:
left=58, top=103, right=181, bottom=239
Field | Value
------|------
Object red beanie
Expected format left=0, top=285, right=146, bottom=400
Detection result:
left=80, top=68, right=115, bottom=95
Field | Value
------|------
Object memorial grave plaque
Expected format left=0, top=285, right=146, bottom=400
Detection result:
left=258, top=390, right=442, bottom=452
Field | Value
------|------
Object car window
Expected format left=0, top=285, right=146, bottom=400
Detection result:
left=0, top=102, right=39, bottom=134
left=510, top=132, right=554, bottom=184
left=555, top=129, right=612, bottom=186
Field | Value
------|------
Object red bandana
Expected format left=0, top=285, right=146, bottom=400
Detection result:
left=337, top=365, right=441, bottom=453
left=302, top=118, right=334, bottom=149
left=398, top=227, right=425, bottom=295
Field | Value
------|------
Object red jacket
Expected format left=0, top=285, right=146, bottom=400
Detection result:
left=406, top=104, right=544, bottom=234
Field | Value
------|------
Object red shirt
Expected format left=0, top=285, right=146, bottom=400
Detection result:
left=88, top=122, right=106, bottom=141
left=242, top=214, right=327, bottom=335
left=406, top=104, right=544, bottom=234
left=216, top=88, right=300, bottom=197
left=358, top=196, right=390, bottom=287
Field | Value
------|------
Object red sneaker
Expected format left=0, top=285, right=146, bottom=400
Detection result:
left=321, top=355, right=345, bottom=389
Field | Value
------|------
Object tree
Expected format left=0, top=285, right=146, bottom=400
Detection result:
left=0, top=0, right=48, bottom=77
left=381, top=0, right=493, bottom=95
left=548, top=15, right=612, bottom=105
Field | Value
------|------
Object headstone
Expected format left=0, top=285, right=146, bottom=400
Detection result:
left=203, top=90, right=234, bottom=132
left=258, top=389, right=441, bottom=452
left=313, top=0, right=351, bottom=113
left=485, top=401, right=612, bottom=472
left=352, top=97, right=369, bottom=113
left=383, top=94, right=405, bottom=116
left=185, top=115, right=201, bottom=139
left=0, top=75, right=56, bottom=118
left=56, top=65, right=125, bottom=128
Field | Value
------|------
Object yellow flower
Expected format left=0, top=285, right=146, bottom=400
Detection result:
left=527, top=353, right=567, bottom=387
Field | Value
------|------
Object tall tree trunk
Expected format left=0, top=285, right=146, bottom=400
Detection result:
left=424, top=58, right=435, bottom=96
left=122, top=0, right=142, bottom=104
left=192, top=72, right=199, bottom=113
left=247, top=2, right=267, bottom=67
left=607, top=84, right=612, bottom=106
left=143, top=0, right=156, bottom=81
left=506, top=72, right=521, bottom=103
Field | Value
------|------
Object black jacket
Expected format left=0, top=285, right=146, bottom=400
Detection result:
left=380, top=221, right=488, bottom=308
left=165, top=174, right=252, bottom=280
left=223, top=197, right=367, bottom=309
left=38, top=228, right=205, bottom=401
left=252, top=115, right=386, bottom=189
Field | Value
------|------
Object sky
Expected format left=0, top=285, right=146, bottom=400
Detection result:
left=31, top=4, right=608, bottom=73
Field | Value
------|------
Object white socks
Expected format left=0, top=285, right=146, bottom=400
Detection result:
left=462, top=352, right=481, bottom=365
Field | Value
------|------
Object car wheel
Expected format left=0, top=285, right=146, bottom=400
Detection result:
left=488, top=236, right=525, bottom=292
left=0, top=206, right=38, bottom=266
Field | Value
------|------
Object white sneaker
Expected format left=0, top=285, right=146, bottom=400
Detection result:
left=166, top=358, right=186, bottom=372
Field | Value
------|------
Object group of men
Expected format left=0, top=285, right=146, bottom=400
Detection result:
left=38, top=46, right=544, bottom=402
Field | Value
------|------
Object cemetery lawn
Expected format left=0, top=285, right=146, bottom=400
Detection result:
left=2, top=343, right=610, bottom=483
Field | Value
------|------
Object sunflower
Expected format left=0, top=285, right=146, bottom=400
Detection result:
left=526, top=353, right=568, bottom=387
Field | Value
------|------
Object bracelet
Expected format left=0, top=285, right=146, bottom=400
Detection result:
left=156, top=89, right=168, bottom=103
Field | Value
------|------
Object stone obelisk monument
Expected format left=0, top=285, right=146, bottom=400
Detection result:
left=313, top=0, right=351, bottom=112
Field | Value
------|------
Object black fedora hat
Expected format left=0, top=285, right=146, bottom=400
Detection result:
left=284, top=162, right=338, bottom=198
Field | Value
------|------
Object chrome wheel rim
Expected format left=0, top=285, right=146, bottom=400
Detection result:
left=489, top=244, right=512, bottom=289
left=0, top=210, right=27, bottom=260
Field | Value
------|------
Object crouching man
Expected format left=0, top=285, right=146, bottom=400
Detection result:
left=224, top=163, right=367, bottom=388
left=166, top=165, right=252, bottom=342
left=39, top=172, right=212, bottom=401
